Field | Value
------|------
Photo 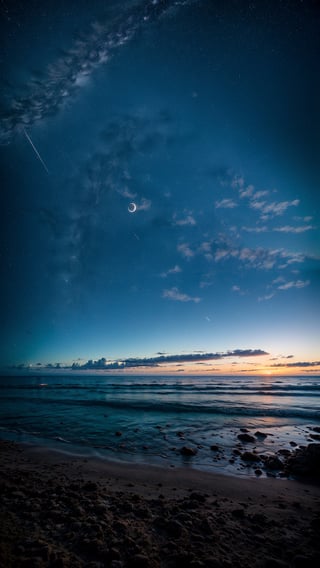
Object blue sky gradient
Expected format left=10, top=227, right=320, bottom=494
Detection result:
left=1, top=0, right=319, bottom=375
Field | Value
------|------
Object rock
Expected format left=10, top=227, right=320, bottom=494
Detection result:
left=285, top=443, right=320, bottom=478
left=180, top=446, right=198, bottom=456
left=241, top=451, right=258, bottom=462
left=312, top=426, right=320, bottom=433
left=237, top=433, right=256, bottom=443
left=115, top=431, right=122, bottom=437
left=290, top=441, right=297, bottom=447
left=264, top=456, right=283, bottom=470
left=255, top=431, right=267, bottom=439
left=277, top=449, right=291, bottom=456
left=240, top=428, right=249, bottom=432
left=310, top=434, right=320, bottom=441
left=210, top=444, right=220, bottom=451
left=255, top=469, right=263, bottom=476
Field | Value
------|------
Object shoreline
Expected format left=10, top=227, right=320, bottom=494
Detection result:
left=1, top=440, right=320, bottom=567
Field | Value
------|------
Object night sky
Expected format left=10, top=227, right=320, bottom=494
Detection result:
left=1, top=0, right=319, bottom=375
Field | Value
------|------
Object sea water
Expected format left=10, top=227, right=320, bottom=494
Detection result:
left=0, top=374, right=319, bottom=477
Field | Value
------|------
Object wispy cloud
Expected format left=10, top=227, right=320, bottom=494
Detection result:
left=230, top=175, right=245, bottom=189
left=249, top=199, right=300, bottom=219
left=271, top=361, right=320, bottom=368
left=239, top=184, right=254, bottom=198
left=215, top=198, right=238, bottom=209
left=162, top=287, right=201, bottom=303
left=273, top=225, right=315, bottom=233
left=177, top=242, right=195, bottom=259
left=136, top=198, right=152, bottom=211
left=160, top=265, right=182, bottom=278
left=277, top=279, right=310, bottom=290
left=214, top=246, right=306, bottom=270
left=173, top=213, right=196, bottom=226
left=242, top=224, right=315, bottom=233
left=252, top=190, right=270, bottom=199
left=242, top=226, right=268, bottom=233
left=258, top=293, right=275, bottom=302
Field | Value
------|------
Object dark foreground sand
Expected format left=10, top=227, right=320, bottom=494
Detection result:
left=1, top=440, right=320, bottom=567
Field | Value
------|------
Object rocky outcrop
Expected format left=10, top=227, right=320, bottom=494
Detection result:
left=284, top=443, right=320, bottom=479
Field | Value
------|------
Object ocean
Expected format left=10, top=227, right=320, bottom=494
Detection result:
left=0, top=374, right=319, bottom=477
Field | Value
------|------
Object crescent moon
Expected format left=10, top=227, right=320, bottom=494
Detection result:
left=128, top=202, right=137, bottom=213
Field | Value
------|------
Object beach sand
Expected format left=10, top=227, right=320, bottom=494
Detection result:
left=1, top=440, right=319, bottom=567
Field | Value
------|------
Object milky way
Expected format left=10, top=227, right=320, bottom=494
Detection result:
left=0, top=0, right=196, bottom=145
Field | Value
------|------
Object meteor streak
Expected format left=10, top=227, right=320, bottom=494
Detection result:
left=23, top=128, right=49, bottom=174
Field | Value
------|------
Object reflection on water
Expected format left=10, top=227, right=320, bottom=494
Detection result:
left=0, top=374, right=319, bottom=477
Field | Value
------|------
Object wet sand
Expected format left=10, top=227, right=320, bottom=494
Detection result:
left=1, top=440, right=320, bottom=567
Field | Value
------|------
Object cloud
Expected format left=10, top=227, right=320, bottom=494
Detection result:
left=249, top=199, right=300, bottom=219
left=230, top=175, right=245, bottom=189
left=72, top=358, right=157, bottom=370
left=258, top=293, right=275, bottom=302
left=136, top=198, right=152, bottom=211
left=242, top=225, right=315, bottom=234
left=162, top=287, right=201, bottom=303
left=198, top=241, right=212, bottom=253
left=214, top=249, right=231, bottom=262
left=214, top=246, right=306, bottom=270
left=177, top=242, right=195, bottom=259
left=252, top=190, right=270, bottom=199
left=9, top=348, right=270, bottom=372
left=173, top=214, right=196, bottom=226
left=160, top=265, right=182, bottom=278
left=239, top=184, right=254, bottom=198
left=277, top=280, right=310, bottom=290
left=215, top=198, right=238, bottom=209
left=271, top=361, right=320, bottom=368
left=197, top=240, right=213, bottom=261
left=273, top=225, right=315, bottom=233
left=71, top=349, right=269, bottom=370
left=242, top=226, right=268, bottom=233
